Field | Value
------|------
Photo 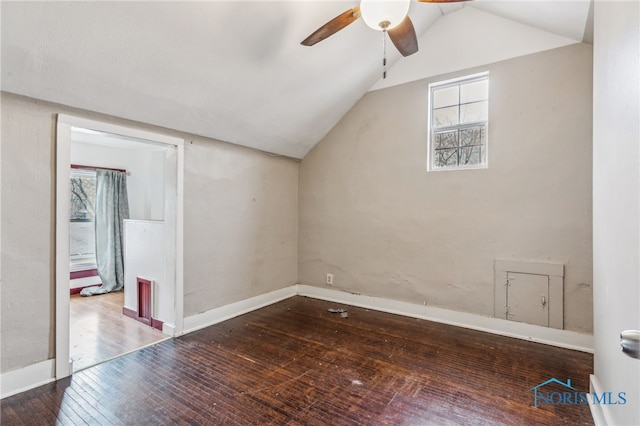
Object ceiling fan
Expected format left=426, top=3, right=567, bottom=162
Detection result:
left=301, top=0, right=469, bottom=58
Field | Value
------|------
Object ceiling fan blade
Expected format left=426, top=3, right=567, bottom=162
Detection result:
left=301, top=7, right=361, bottom=46
left=387, top=16, right=418, bottom=57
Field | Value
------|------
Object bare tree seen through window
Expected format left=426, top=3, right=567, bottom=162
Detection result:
left=70, top=169, right=97, bottom=262
left=429, top=73, right=489, bottom=170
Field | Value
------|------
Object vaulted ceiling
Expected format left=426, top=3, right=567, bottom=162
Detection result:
left=1, top=1, right=592, bottom=159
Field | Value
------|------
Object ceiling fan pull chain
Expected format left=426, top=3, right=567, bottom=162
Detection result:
left=382, top=30, right=387, bottom=79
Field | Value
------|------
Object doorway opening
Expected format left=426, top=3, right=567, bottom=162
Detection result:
left=56, top=115, right=184, bottom=378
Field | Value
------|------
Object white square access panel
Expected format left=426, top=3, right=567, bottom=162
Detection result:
left=505, top=271, right=549, bottom=327
left=494, top=260, right=564, bottom=329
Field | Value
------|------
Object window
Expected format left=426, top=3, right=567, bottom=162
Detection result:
left=428, top=72, right=488, bottom=171
left=70, top=168, right=97, bottom=271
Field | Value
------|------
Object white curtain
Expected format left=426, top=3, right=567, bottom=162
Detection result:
left=81, top=170, right=129, bottom=296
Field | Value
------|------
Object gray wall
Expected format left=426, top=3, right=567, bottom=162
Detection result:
left=299, top=43, right=593, bottom=333
left=183, top=136, right=298, bottom=316
left=0, top=92, right=299, bottom=373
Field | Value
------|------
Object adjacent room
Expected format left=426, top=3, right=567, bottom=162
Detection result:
left=1, top=1, right=638, bottom=425
left=67, top=129, right=176, bottom=371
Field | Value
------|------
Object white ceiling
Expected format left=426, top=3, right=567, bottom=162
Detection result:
left=1, top=1, right=592, bottom=159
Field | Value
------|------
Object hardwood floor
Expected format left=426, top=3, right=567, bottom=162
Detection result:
left=70, top=290, right=167, bottom=371
left=3, top=296, right=593, bottom=425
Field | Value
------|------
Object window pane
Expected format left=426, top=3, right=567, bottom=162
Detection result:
left=70, top=222, right=96, bottom=258
left=434, top=131, right=458, bottom=149
left=460, top=100, right=487, bottom=124
left=434, top=148, right=458, bottom=168
left=428, top=73, right=488, bottom=171
left=459, top=126, right=485, bottom=147
left=460, top=146, right=483, bottom=165
left=70, top=175, right=96, bottom=221
left=69, top=169, right=97, bottom=264
left=433, top=106, right=459, bottom=128
left=460, top=79, right=488, bottom=103
left=433, top=86, right=459, bottom=109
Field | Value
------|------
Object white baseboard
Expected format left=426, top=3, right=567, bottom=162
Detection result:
left=162, top=322, right=176, bottom=336
left=589, top=374, right=613, bottom=426
left=181, top=286, right=298, bottom=335
left=296, top=285, right=593, bottom=353
left=1, top=359, right=55, bottom=399
left=3, top=283, right=593, bottom=401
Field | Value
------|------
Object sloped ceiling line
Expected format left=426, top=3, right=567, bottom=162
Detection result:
left=1, top=1, right=592, bottom=159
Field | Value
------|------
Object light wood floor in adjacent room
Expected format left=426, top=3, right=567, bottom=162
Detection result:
left=4, top=296, right=593, bottom=425
left=70, top=290, right=167, bottom=372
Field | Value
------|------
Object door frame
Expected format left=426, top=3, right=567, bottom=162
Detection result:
left=55, top=114, right=184, bottom=379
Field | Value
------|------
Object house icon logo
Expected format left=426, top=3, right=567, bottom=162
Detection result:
left=529, top=377, right=627, bottom=407
left=529, top=378, right=575, bottom=407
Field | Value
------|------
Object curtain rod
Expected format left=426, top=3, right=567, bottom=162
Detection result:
left=71, top=164, right=131, bottom=176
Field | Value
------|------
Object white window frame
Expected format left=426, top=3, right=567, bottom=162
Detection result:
left=427, top=72, right=489, bottom=172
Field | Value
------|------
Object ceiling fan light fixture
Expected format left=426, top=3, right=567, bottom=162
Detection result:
left=360, top=0, right=411, bottom=31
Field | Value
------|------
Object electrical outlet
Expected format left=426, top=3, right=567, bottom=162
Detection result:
left=326, top=273, right=334, bottom=285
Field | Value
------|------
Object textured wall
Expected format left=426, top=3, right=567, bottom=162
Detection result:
left=0, top=92, right=299, bottom=373
left=182, top=136, right=299, bottom=317
left=299, top=44, right=593, bottom=333
left=1, top=94, right=56, bottom=372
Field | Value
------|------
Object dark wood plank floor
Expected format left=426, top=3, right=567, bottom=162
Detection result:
left=70, top=290, right=167, bottom=371
left=2, top=296, right=594, bottom=425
